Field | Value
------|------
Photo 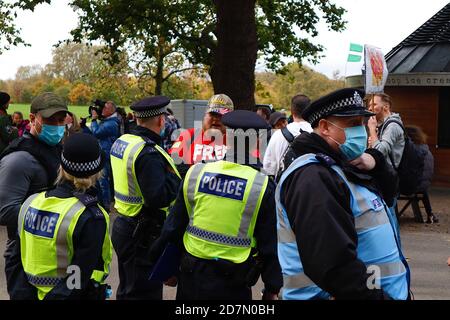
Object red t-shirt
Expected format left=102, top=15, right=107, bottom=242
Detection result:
left=169, top=128, right=227, bottom=165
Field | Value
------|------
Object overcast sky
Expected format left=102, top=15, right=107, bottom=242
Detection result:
left=0, top=0, right=449, bottom=80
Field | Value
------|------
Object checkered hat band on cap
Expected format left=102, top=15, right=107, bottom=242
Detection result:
left=61, top=154, right=102, bottom=173
left=134, top=106, right=166, bottom=118
left=309, top=93, right=364, bottom=125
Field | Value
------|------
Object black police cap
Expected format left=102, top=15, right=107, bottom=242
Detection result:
left=61, top=133, right=105, bottom=178
left=302, top=88, right=374, bottom=128
left=222, top=110, right=269, bottom=130
left=131, top=96, right=170, bottom=118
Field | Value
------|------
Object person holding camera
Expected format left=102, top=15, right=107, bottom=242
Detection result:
left=85, top=100, right=121, bottom=211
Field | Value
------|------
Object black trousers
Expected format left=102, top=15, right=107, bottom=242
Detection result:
left=176, top=252, right=252, bottom=300
left=111, top=217, right=162, bottom=300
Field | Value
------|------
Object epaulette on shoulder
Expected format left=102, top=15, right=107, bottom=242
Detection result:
left=73, top=192, right=98, bottom=207
left=315, top=153, right=336, bottom=167
left=141, top=136, right=157, bottom=154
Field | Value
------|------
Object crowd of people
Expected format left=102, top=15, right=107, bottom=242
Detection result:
left=0, top=87, right=439, bottom=300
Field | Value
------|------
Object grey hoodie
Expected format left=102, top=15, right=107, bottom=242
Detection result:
left=373, top=113, right=405, bottom=168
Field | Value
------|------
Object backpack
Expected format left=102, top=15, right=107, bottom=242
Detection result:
left=380, top=119, right=426, bottom=195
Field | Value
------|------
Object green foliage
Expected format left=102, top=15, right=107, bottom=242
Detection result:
left=66, top=0, right=346, bottom=96
left=255, top=62, right=345, bottom=109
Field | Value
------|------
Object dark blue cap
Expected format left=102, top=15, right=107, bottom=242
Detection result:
left=302, top=88, right=374, bottom=128
left=131, top=96, right=171, bottom=118
left=222, top=110, right=269, bottom=130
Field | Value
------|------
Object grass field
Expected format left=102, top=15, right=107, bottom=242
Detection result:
left=9, top=104, right=90, bottom=120
left=9, top=104, right=134, bottom=121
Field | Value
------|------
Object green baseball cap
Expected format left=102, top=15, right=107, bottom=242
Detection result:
left=31, top=92, right=68, bottom=118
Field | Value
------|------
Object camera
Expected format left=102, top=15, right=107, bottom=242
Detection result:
left=80, top=99, right=106, bottom=128
left=88, top=99, right=106, bottom=119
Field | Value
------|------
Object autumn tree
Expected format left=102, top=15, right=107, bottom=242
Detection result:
left=3, top=1, right=346, bottom=108
left=47, top=42, right=103, bottom=83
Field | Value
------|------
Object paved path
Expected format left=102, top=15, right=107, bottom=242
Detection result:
left=1, top=227, right=448, bottom=300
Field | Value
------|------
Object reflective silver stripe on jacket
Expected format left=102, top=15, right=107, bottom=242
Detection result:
left=26, top=273, right=64, bottom=287
left=283, top=261, right=406, bottom=290
left=276, top=207, right=296, bottom=244
left=55, top=201, right=85, bottom=277
left=237, top=172, right=266, bottom=238
left=18, top=193, right=40, bottom=238
left=367, top=261, right=407, bottom=277
left=355, top=210, right=390, bottom=233
left=283, top=273, right=315, bottom=289
left=125, top=141, right=146, bottom=199
left=186, top=163, right=207, bottom=214
left=186, top=225, right=251, bottom=247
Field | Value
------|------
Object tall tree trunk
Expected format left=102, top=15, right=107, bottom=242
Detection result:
left=155, top=38, right=165, bottom=95
left=211, top=0, right=257, bottom=110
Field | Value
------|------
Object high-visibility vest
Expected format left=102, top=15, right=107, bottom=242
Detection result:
left=110, top=134, right=181, bottom=217
left=18, top=192, right=112, bottom=300
left=276, top=154, right=410, bottom=300
left=182, top=161, right=268, bottom=264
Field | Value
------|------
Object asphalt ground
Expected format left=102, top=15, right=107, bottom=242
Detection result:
left=1, top=187, right=449, bottom=300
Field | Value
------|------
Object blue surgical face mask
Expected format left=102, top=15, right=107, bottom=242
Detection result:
left=160, top=126, right=166, bottom=138
left=327, top=121, right=368, bottom=160
left=37, top=121, right=65, bottom=146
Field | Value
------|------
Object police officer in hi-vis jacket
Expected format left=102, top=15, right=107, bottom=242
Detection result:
left=151, top=110, right=282, bottom=300
left=13, top=133, right=112, bottom=300
left=110, top=96, right=181, bottom=300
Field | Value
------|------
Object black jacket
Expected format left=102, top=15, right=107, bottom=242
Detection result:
left=7, top=182, right=108, bottom=300
left=114, top=126, right=181, bottom=238
left=281, top=132, right=398, bottom=300
left=150, top=164, right=283, bottom=295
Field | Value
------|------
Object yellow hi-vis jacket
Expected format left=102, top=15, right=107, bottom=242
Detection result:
left=182, top=161, right=268, bottom=264
left=110, top=134, right=181, bottom=217
left=18, top=192, right=112, bottom=300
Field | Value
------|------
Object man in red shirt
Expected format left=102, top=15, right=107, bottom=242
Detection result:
left=170, top=94, right=233, bottom=177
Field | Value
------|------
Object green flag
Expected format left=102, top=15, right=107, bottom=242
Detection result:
left=347, top=54, right=362, bottom=62
left=350, top=43, right=363, bottom=53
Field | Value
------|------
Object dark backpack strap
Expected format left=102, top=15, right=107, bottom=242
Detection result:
left=379, top=119, right=407, bottom=170
left=380, top=119, right=405, bottom=137
left=281, top=127, right=295, bottom=143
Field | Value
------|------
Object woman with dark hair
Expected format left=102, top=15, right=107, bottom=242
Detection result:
left=405, top=125, right=439, bottom=224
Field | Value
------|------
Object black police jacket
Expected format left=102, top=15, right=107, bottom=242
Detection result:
left=281, top=132, right=398, bottom=300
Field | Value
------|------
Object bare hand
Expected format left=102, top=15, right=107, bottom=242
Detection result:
left=367, top=116, right=378, bottom=133
left=262, top=291, right=278, bottom=300
left=349, top=153, right=376, bottom=171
